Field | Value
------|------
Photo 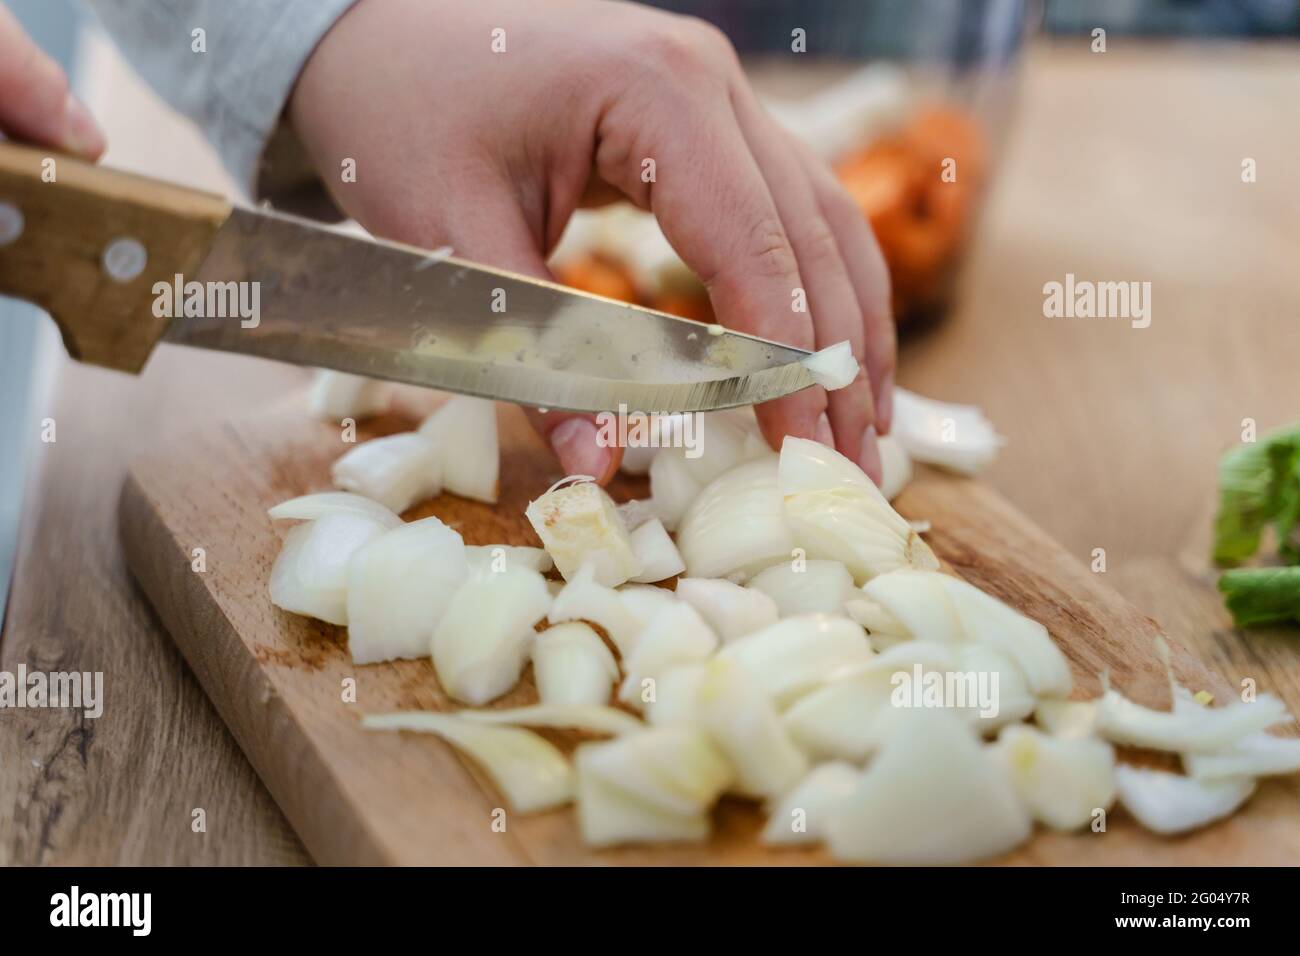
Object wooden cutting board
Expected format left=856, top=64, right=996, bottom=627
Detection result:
left=118, top=389, right=1300, bottom=865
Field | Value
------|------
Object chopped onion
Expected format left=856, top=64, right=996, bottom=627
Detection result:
left=877, top=434, right=913, bottom=501
left=695, top=658, right=809, bottom=800
left=991, top=724, right=1116, bottom=831
left=799, top=340, right=859, bottom=391
left=618, top=603, right=718, bottom=709
left=954, top=643, right=1037, bottom=732
left=576, top=773, right=709, bottom=847
left=363, top=711, right=571, bottom=813
left=431, top=567, right=552, bottom=705
left=268, top=512, right=390, bottom=626
left=268, top=491, right=402, bottom=529
left=309, top=369, right=389, bottom=421
left=761, top=761, right=858, bottom=847
left=717, top=614, right=872, bottom=709
left=1114, top=765, right=1255, bottom=835
left=824, top=708, right=1032, bottom=864
left=465, top=544, right=553, bottom=577
left=531, top=622, right=619, bottom=707
left=747, top=560, right=856, bottom=617
left=526, top=479, right=642, bottom=586
left=861, top=569, right=963, bottom=643
left=1035, top=699, right=1100, bottom=740
left=677, top=456, right=793, bottom=581
left=778, top=435, right=885, bottom=501
left=457, top=703, right=640, bottom=736
left=616, top=497, right=659, bottom=531
left=628, top=518, right=686, bottom=583
left=676, top=415, right=752, bottom=487
left=331, top=432, right=441, bottom=514
left=648, top=449, right=703, bottom=532
left=891, top=387, right=1003, bottom=476
left=1097, top=684, right=1288, bottom=753
left=784, top=489, right=936, bottom=585
left=418, top=395, right=500, bottom=503
left=617, top=583, right=681, bottom=623
left=346, top=516, right=469, bottom=664
left=1184, top=732, right=1300, bottom=780
left=645, top=663, right=708, bottom=727
left=673, top=577, right=779, bottom=644
left=843, top=596, right=911, bottom=646
left=547, top=562, right=642, bottom=656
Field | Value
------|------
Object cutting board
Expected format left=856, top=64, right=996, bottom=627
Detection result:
left=118, top=389, right=1300, bottom=864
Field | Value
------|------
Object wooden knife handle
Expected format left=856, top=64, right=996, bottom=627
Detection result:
left=0, top=141, right=232, bottom=372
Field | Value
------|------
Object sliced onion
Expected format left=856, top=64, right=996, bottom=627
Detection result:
left=645, top=663, right=708, bottom=727
left=877, top=434, right=913, bottom=501
left=1114, top=765, right=1255, bottom=835
left=309, top=369, right=390, bottom=421
left=617, top=583, right=681, bottom=624
left=431, top=567, right=552, bottom=705
left=547, top=562, right=642, bottom=656
left=465, top=544, right=553, bottom=577
left=861, top=569, right=963, bottom=643
left=418, top=395, right=500, bottom=503
left=526, top=479, right=642, bottom=586
left=783, top=488, right=935, bottom=585
left=628, top=518, right=686, bottom=583
left=843, top=596, right=911, bottom=646
left=1097, top=684, right=1288, bottom=753
left=824, top=708, right=1032, bottom=864
left=363, top=711, right=571, bottom=813
left=761, top=761, right=858, bottom=847
left=799, top=340, right=859, bottom=391
left=1035, top=699, right=1100, bottom=740
left=576, top=773, right=709, bottom=847
left=695, top=658, right=809, bottom=800
left=531, top=622, right=619, bottom=707
left=991, top=724, right=1116, bottom=831
left=457, top=703, right=640, bottom=736
left=268, top=512, right=390, bottom=625
left=346, top=516, right=468, bottom=664
left=891, top=387, right=1004, bottom=476
left=676, top=414, right=752, bottom=487
left=717, top=614, right=872, bottom=709
left=953, top=643, right=1037, bottom=733
left=331, top=432, right=442, bottom=515
left=673, top=577, right=779, bottom=644
left=677, top=456, right=793, bottom=581
left=1184, top=732, right=1300, bottom=780
left=747, top=560, right=856, bottom=617
left=576, top=724, right=733, bottom=821
left=618, top=603, right=718, bottom=709
left=648, top=448, right=703, bottom=532
left=268, top=491, right=402, bottom=529
left=616, top=497, right=659, bottom=530
left=778, top=435, right=885, bottom=501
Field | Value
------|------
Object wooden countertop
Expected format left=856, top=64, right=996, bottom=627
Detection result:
left=3, top=41, right=1299, bottom=865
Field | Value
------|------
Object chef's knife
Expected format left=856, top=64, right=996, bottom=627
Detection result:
left=0, top=142, right=821, bottom=413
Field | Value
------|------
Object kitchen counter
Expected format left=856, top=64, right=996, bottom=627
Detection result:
left=2, top=41, right=1299, bottom=865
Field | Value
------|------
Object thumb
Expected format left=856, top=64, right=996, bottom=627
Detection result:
left=0, top=6, right=105, bottom=158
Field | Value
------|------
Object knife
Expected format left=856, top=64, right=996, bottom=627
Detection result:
left=0, top=142, right=822, bottom=413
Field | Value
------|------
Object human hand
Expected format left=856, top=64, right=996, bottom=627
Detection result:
left=289, top=0, right=895, bottom=483
left=0, top=4, right=105, bottom=158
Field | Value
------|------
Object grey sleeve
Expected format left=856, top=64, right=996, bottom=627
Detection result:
left=84, top=0, right=359, bottom=211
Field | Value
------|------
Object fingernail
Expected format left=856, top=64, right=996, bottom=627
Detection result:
left=859, top=425, right=883, bottom=485
left=813, top=412, right=834, bottom=447
left=551, top=417, right=614, bottom=483
left=877, top=371, right=895, bottom=435
left=61, top=93, right=106, bottom=158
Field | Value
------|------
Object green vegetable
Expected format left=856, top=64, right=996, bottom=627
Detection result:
left=1213, top=422, right=1300, bottom=566
left=1218, top=567, right=1300, bottom=628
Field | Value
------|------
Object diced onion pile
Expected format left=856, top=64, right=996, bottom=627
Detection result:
left=269, top=393, right=1300, bottom=862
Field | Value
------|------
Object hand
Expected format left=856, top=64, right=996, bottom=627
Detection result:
left=290, top=0, right=895, bottom=483
left=0, top=4, right=105, bottom=158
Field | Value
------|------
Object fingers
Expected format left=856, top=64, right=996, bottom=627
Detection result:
left=0, top=6, right=104, bottom=158
left=792, top=137, right=897, bottom=435
left=731, top=89, right=880, bottom=480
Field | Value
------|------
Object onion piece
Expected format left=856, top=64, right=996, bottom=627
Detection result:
left=877, top=434, right=913, bottom=501
left=1035, top=699, right=1100, bottom=740
left=576, top=773, right=709, bottom=847
left=619, top=443, right=660, bottom=477
left=695, top=658, right=809, bottom=800
left=799, top=340, right=859, bottom=391
left=1183, top=732, right=1300, bottom=780
left=526, top=478, right=642, bottom=586
left=618, top=603, right=718, bottom=709
left=457, top=703, right=641, bottom=736
left=648, top=448, right=703, bottom=532
left=891, top=387, right=1004, bottom=476
left=761, top=761, right=859, bottom=847
left=431, top=567, right=552, bottom=705
left=953, top=643, right=1037, bottom=733
left=531, top=622, right=619, bottom=707
left=362, top=711, right=571, bottom=813
left=717, top=614, right=872, bottom=709
left=331, top=432, right=442, bottom=514
left=464, top=544, right=553, bottom=576
left=674, top=577, right=779, bottom=644
left=309, top=369, right=390, bottom=421
left=677, top=456, right=793, bottom=581
left=547, top=562, right=642, bottom=657
left=267, top=491, right=402, bottom=529
left=843, top=596, right=911, bottom=646
left=1096, top=684, right=1289, bottom=753
left=677, top=415, right=753, bottom=487
left=824, top=708, right=1032, bottom=864
left=747, top=560, right=856, bottom=617
left=861, top=569, right=963, bottom=644
left=268, top=512, right=391, bottom=625
left=617, top=583, right=680, bottom=623
left=778, top=435, right=885, bottom=501
left=346, top=516, right=469, bottom=664
left=418, top=395, right=500, bottom=503
left=616, top=498, right=659, bottom=531
left=628, top=518, right=686, bottom=583
left=1114, top=765, right=1255, bottom=835
left=645, top=663, right=708, bottom=727
left=784, top=487, right=936, bottom=585
left=991, top=724, right=1116, bottom=831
